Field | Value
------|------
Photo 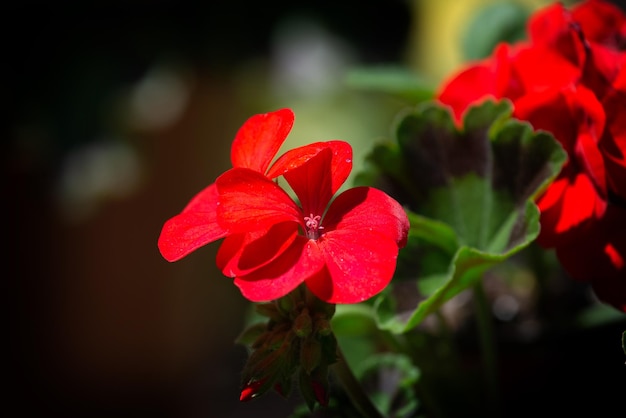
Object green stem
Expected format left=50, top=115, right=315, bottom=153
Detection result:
left=473, top=281, right=499, bottom=417
left=332, top=345, right=384, bottom=418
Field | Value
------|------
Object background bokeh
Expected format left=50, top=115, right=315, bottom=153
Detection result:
left=7, top=2, right=411, bottom=417
left=6, top=1, right=625, bottom=417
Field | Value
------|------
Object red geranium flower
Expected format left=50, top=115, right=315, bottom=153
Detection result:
left=215, top=143, right=409, bottom=304
left=515, top=83, right=608, bottom=247
left=158, top=108, right=409, bottom=304
left=436, top=0, right=626, bottom=311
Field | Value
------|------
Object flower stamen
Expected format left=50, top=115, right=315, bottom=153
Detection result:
left=304, top=213, right=323, bottom=240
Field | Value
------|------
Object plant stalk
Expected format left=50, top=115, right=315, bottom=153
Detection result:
left=332, top=345, right=384, bottom=418
left=473, top=281, right=500, bottom=417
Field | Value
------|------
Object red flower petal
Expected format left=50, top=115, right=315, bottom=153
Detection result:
left=320, top=140, right=353, bottom=195
left=239, top=378, right=268, bottom=402
left=311, top=379, right=329, bottom=407
left=157, top=183, right=228, bottom=261
left=215, top=168, right=302, bottom=233
left=230, top=108, right=294, bottom=174
left=437, top=61, right=499, bottom=122
left=537, top=173, right=606, bottom=247
left=576, top=126, right=608, bottom=199
left=265, top=141, right=330, bottom=179
left=277, top=142, right=353, bottom=215
left=513, top=46, right=583, bottom=93
left=234, top=237, right=325, bottom=302
left=551, top=173, right=599, bottom=234
left=282, top=147, right=335, bottom=218
left=527, top=3, right=586, bottom=70
left=437, top=43, right=527, bottom=123
left=572, top=0, right=626, bottom=48
left=303, top=187, right=409, bottom=303
left=267, top=140, right=352, bottom=196
left=515, top=89, right=574, bottom=147
left=323, top=186, right=409, bottom=247
left=601, top=67, right=626, bottom=199
left=602, top=142, right=626, bottom=200
left=515, top=85, right=607, bottom=197
left=581, top=42, right=624, bottom=98
left=555, top=203, right=626, bottom=312
left=307, top=229, right=400, bottom=304
left=216, top=222, right=299, bottom=277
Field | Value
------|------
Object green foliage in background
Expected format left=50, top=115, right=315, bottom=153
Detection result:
left=355, top=100, right=566, bottom=332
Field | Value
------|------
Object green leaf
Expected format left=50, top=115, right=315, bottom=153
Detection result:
left=359, top=99, right=566, bottom=332
left=331, top=304, right=378, bottom=337
left=235, top=322, right=267, bottom=347
left=407, top=212, right=458, bottom=255
left=345, top=65, right=435, bottom=103
left=392, top=213, right=458, bottom=289
left=461, top=2, right=529, bottom=61
left=354, top=352, right=420, bottom=418
left=575, top=302, right=626, bottom=328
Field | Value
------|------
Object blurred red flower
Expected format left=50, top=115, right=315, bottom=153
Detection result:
left=158, top=108, right=409, bottom=304
left=437, top=0, right=626, bottom=311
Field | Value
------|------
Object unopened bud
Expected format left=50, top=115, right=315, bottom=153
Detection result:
left=300, top=337, right=322, bottom=374
left=311, top=379, right=329, bottom=407
left=277, top=293, right=295, bottom=315
left=314, top=317, right=332, bottom=336
left=239, top=378, right=267, bottom=402
left=293, top=308, right=312, bottom=338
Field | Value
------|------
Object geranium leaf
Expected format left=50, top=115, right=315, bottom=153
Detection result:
left=360, top=99, right=566, bottom=332
left=345, top=65, right=435, bottom=103
left=461, top=2, right=529, bottom=61
left=331, top=304, right=378, bottom=338
left=353, top=352, right=420, bottom=418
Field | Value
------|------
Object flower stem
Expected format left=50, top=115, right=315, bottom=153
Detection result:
left=332, top=345, right=384, bottom=418
left=473, top=281, right=500, bottom=417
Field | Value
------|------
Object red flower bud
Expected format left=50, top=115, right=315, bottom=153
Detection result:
left=311, top=379, right=329, bottom=407
left=239, top=378, right=267, bottom=402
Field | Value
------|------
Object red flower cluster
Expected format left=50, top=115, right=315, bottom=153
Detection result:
left=158, top=108, right=409, bottom=304
left=437, top=0, right=626, bottom=311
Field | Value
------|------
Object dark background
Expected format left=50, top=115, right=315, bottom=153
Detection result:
left=5, top=1, right=411, bottom=417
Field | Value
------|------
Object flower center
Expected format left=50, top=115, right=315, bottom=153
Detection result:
left=304, top=213, right=323, bottom=240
